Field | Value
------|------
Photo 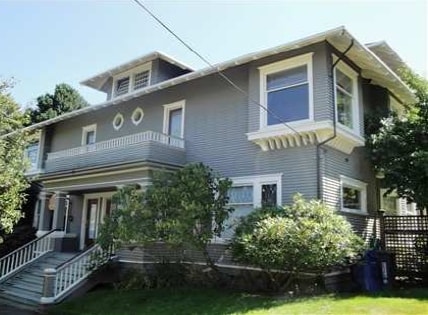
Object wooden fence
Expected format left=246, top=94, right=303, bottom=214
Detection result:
left=381, top=215, right=428, bottom=279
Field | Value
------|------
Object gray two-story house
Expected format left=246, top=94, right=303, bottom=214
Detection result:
left=25, top=26, right=414, bottom=250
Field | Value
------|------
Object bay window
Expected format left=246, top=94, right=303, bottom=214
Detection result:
left=259, top=53, right=313, bottom=128
left=334, top=61, right=359, bottom=133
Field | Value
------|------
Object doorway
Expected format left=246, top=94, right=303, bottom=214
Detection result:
left=80, top=192, right=114, bottom=249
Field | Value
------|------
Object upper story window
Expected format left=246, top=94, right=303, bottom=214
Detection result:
left=258, top=53, right=313, bottom=129
left=112, top=63, right=151, bottom=98
left=82, top=124, right=97, bottom=145
left=133, top=71, right=150, bottom=90
left=340, top=175, right=367, bottom=215
left=334, top=60, right=360, bottom=134
left=25, top=142, right=39, bottom=172
left=115, top=77, right=130, bottom=97
left=163, top=100, right=185, bottom=139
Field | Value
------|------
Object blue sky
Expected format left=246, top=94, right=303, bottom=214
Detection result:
left=1, top=0, right=426, bottom=107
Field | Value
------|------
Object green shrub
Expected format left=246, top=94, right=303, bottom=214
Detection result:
left=231, top=194, right=364, bottom=291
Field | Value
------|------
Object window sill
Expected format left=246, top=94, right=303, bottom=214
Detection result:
left=247, top=120, right=365, bottom=154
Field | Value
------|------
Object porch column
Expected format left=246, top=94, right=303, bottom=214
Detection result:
left=37, top=191, right=53, bottom=231
left=52, top=191, right=68, bottom=231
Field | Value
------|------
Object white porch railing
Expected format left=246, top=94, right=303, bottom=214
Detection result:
left=41, top=244, right=114, bottom=304
left=47, top=130, right=185, bottom=160
left=0, top=229, right=56, bottom=282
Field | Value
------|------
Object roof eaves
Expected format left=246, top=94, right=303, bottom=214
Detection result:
left=6, top=26, right=416, bottom=138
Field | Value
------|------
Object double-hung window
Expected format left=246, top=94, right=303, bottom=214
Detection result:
left=259, top=53, right=313, bottom=128
left=334, top=61, right=359, bottom=133
left=82, top=124, right=97, bottom=147
left=340, top=175, right=367, bottom=214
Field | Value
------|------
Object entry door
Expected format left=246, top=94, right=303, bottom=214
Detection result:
left=85, top=199, right=99, bottom=247
left=84, top=196, right=113, bottom=248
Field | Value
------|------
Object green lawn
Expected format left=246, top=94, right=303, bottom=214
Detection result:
left=50, top=287, right=428, bottom=315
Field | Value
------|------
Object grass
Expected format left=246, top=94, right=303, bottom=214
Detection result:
left=50, top=287, right=428, bottom=315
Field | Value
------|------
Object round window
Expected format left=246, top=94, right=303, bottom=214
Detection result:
left=132, top=107, right=144, bottom=125
left=113, top=113, right=124, bottom=130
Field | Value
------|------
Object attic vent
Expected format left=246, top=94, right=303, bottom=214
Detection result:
left=115, top=77, right=130, bottom=96
left=134, top=71, right=150, bottom=90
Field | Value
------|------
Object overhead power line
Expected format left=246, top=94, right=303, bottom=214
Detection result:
left=131, top=0, right=302, bottom=136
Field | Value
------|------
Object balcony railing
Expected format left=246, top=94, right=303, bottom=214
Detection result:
left=47, top=130, right=184, bottom=161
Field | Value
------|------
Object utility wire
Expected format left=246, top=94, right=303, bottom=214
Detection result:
left=131, top=0, right=302, bottom=136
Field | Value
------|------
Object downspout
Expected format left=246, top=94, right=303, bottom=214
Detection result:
left=316, top=39, right=354, bottom=200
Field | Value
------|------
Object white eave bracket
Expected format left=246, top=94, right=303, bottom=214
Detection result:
left=246, top=121, right=365, bottom=154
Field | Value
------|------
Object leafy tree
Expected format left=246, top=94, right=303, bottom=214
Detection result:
left=98, top=163, right=233, bottom=268
left=0, top=80, right=29, bottom=241
left=26, top=83, right=89, bottom=125
left=231, top=194, right=363, bottom=292
left=368, top=69, right=428, bottom=213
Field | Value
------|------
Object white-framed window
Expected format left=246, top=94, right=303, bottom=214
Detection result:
left=163, top=100, right=185, bottom=139
left=133, top=71, right=150, bottom=91
left=112, top=63, right=151, bottom=98
left=114, top=77, right=130, bottom=97
left=218, top=173, right=282, bottom=240
left=334, top=59, right=360, bottom=134
left=81, top=124, right=97, bottom=146
left=340, top=175, right=367, bottom=214
left=25, top=142, right=40, bottom=172
left=131, top=107, right=144, bottom=126
left=258, top=53, right=314, bottom=129
left=112, top=113, right=124, bottom=130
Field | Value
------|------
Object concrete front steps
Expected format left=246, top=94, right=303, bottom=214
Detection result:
left=0, top=252, right=76, bottom=311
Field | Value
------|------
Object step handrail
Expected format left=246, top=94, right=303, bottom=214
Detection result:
left=0, top=229, right=58, bottom=282
left=41, top=243, right=114, bottom=304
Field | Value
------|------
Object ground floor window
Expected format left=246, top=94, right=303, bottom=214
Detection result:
left=218, top=173, right=282, bottom=240
left=340, top=175, right=367, bottom=214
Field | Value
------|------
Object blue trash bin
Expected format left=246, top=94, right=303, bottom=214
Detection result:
left=353, top=250, right=382, bottom=292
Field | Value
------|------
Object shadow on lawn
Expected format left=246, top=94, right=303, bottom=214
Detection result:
left=49, top=286, right=428, bottom=315
left=329, top=287, right=428, bottom=302
left=49, top=287, right=282, bottom=315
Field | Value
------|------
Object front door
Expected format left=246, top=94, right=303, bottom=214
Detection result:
left=82, top=193, right=113, bottom=249
left=85, top=199, right=99, bottom=247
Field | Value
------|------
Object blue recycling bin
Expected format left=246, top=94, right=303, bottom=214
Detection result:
left=352, top=250, right=383, bottom=292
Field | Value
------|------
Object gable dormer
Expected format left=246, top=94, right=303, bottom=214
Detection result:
left=81, top=52, right=193, bottom=101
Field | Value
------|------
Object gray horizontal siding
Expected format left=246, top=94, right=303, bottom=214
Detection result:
left=322, top=146, right=377, bottom=216
left=44, top=141, right=185, bottom=173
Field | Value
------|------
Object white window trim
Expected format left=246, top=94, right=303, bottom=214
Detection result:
left=230, top=173, right=282, bottom=208
left=112, top=113, right=124, bottom=131
left=81, top=124, right=97, bottom=146
left=333, top=58, right=360, bottom=136
left=131, top=107, right=145, bottom=125
left=163, top=100, right=186, bottom=139
left=258, top=53, right=314, bottom=130
left=340, top=175, right=367, bottom=215
left=25, top=142, right=40, bottom=173
left=214, top=173, right=282, bottom=243
left=112, top=62, right=152, bottom=98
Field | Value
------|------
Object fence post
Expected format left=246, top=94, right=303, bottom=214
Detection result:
left=40, top=268, right=56, bottom=304
left=378, top=209, right=386, bottom=250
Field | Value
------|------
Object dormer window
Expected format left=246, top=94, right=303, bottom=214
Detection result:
left=112, top=63, right=151, bottom=98
left=133, top=71, right=150, bottom=90
left=115, top=77, right=130, bottom=97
